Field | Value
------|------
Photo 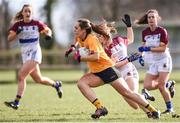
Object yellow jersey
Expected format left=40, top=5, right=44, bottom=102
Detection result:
left=76, top=33, right=114, bottom=73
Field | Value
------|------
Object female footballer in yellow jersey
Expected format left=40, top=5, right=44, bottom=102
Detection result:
left=76, top=33, right=114, bottom=73
left=65, top=18, right=160, bottom=119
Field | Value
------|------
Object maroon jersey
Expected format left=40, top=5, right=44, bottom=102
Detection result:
left=9, top=20, right=47, bottom=46
left=142, top=26, right=170, bottom=63
left=142, top=26, right=169, bottom=46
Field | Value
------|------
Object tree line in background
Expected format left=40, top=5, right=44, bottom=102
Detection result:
left=0, top=0, right=180, bottom=50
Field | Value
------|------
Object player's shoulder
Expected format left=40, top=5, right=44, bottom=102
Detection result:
left=87, top=33, right=98, bottom=42
left=143, top=26, right=167, bottom=33
left=157, top=26, right=167, bottom=32
left=31, top=19, right=43, bottom=24
left=12, top=20, right=24, bottom=26
left=142, top=27, right=150, bottom=33
left=113, top=36, right=127, bottom=43
left=113, top=35, right=126, bottom=40
left=157, top=26, right=166, bottom=30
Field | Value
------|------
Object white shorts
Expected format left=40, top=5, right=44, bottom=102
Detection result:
left=147, top=56, right=172, bottom=75
left=116, top=62, right=139, bottom=81
left=21, top=44, right=42, bottom=64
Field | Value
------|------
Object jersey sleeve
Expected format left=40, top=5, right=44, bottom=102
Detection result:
left=37, top=21, right=47, bottom=32
left=160, top=28, right=169, bottom=44
left=9, top=22, right=19, bottom=33
left=119, top=36, right=128, bottom=46
left=115, top=36, right=128, bottom=46
left=142, top=31, right=146, bottom=42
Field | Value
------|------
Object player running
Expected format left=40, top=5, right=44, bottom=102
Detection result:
left=135, top=9, right=175, bottom=114
left=4, top=4, right=63, bottom=110
left=65, top=18, right=160, bottom=119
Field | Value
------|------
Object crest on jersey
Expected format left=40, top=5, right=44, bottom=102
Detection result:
left=163, top=63, right=167, bottom=68
left=127, top=72, right=131, bottom=76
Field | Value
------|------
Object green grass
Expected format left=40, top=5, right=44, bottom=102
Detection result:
left=0, top=69, right=180, bottom=122
left=0, top=83, right=180, bottom=122
left=0, top=70, right=84, bottom=83
left=0, top=69, right=180, bottom=83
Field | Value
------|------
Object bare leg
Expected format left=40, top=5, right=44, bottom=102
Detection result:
left=123, top=77, right=139, bottom=109
left=157, top=72, right=171, bottom=102
left=125, top=77, right=150, bottom=114
left=17, top=60, right=37, bottom=96
left=111, top=78, right=150, bottom=107
left=30, top=64, right=63, bottom=98
left=30, top=64, right=55, bottom=86
left=144, top=73, right=158, bottom=90
left=77, top=73, right=104, bottom=102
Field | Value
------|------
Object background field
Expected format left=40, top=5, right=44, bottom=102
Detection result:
left=0, top=69, right=180, bottom=83
left=0, top=70, right=180, bottom=122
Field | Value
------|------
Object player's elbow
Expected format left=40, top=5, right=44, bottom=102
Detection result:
left=8, top=35, right=14, bottom=42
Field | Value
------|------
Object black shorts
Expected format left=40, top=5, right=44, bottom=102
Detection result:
left=93, top=67, right=121, bottom=84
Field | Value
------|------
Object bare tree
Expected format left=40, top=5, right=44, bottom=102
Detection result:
left=0, top=0, right=10, bottom=50
left=41, top=0, right=58, bottom=49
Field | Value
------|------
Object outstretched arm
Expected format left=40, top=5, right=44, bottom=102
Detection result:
left=127, top=27, right=134, bottom=44
left=122, top=14, right=134, bottom=44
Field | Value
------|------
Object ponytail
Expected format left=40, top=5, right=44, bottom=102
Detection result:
left=12, top=11, right=23, bottom=23
left=134, top=14, right=148, bottom=24
left=77, top=18, right=113, bottom=39
left=91, top=22, right=110, bottom=39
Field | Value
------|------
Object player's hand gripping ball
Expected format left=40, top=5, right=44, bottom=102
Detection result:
left=74, top=47, right=90, bottom=63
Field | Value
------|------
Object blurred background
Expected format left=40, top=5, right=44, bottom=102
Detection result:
left=0, top=0, right=180, bottom=83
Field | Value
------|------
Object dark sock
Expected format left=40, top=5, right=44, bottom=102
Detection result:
left=14, top=95, right=21, bottom=105
left=53, top=82, right=58, bottom=88
left=166, top=101, right=173, bottom=110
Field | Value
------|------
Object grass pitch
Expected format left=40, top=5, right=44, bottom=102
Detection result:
left=0, top=82, right=180, bottom=122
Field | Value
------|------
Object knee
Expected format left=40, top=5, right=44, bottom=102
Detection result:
left=77, top=80, right=88, bottom=90
left=77, top=81, right=81, bottom=89
left=77, top=80, right=84, bottom=90
left=121, top=90, right=133, bottom=98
